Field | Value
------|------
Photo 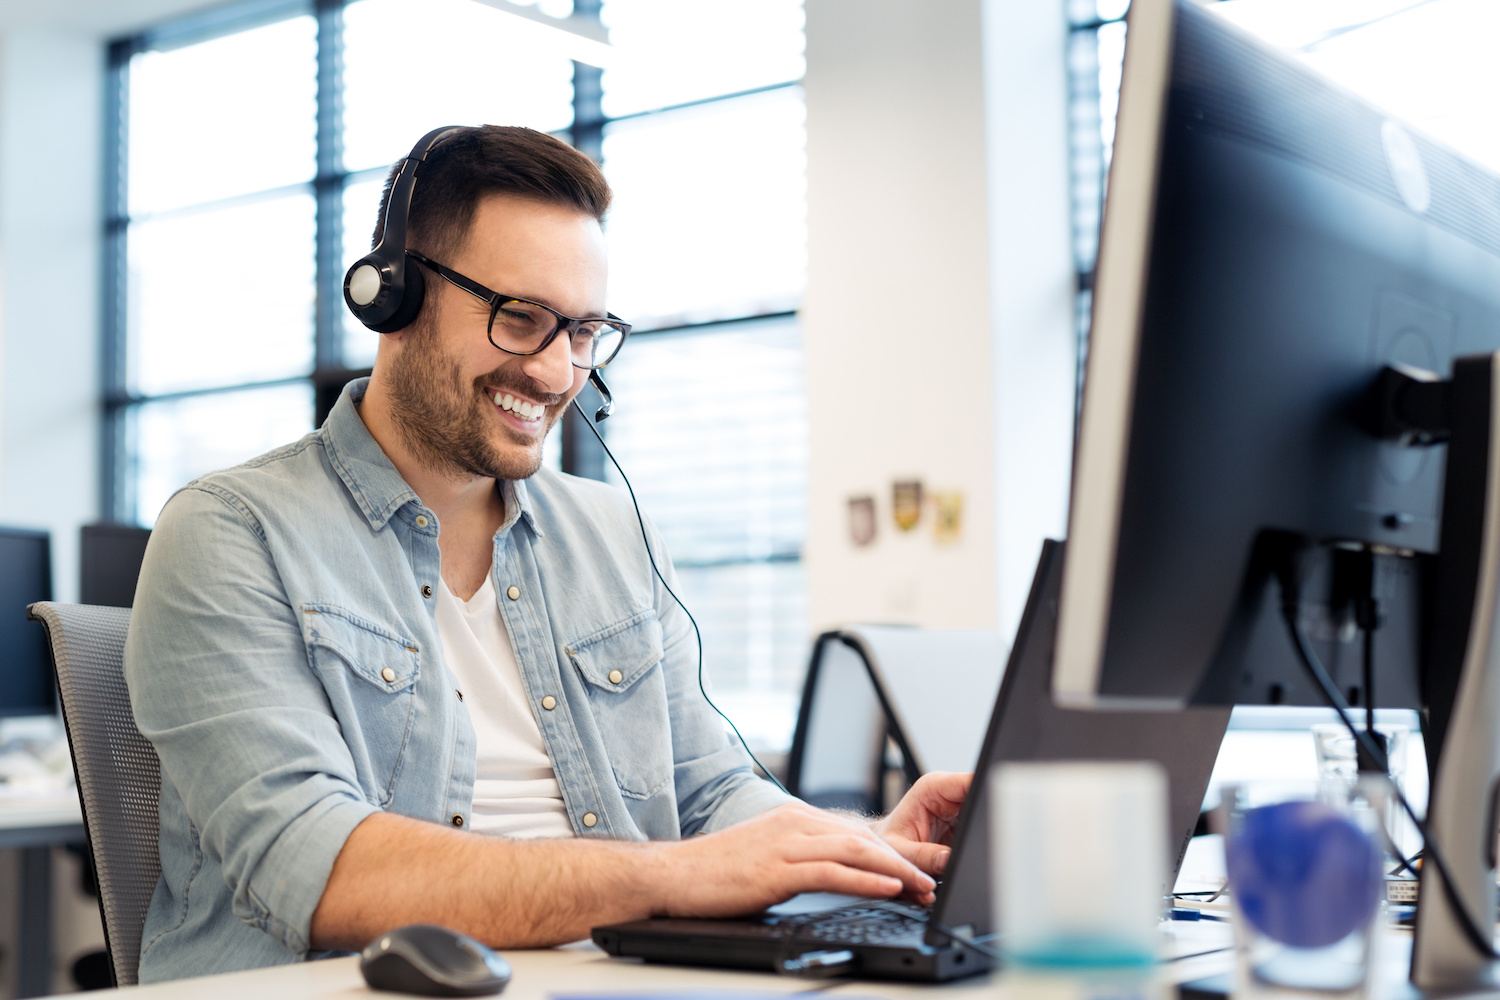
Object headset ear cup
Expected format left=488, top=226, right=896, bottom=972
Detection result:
left=375, top=256, right=426, bottom=334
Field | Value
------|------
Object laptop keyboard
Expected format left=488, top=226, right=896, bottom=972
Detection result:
left=762, top=904, right=932, bottom=948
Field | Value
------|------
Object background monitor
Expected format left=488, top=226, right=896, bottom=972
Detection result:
left=0, top=527, right=54, bottom=717
left=1053, top=0, right=1500, bottom=711
left=80, top=523, right=152, bottom=608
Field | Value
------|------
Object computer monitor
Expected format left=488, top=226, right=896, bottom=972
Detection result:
left=1053, top=0, right=1500, bottom=712
left=80, top=523, right=152, bottom=608
left=1048, top=0, right=1500, bottom=989
left=0, top=528, right=55, bottom=718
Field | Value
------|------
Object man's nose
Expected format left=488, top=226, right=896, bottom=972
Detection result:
left=522, top=328, right=577, bottom=394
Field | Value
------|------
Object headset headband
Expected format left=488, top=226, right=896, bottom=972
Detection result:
left=343, top=125, right=468, bottom=334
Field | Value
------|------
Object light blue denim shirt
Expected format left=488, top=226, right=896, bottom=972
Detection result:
left=124, top=378, right=790, bottom=983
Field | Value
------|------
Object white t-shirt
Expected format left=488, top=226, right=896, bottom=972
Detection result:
left=433, top=576, right=575, bottom=839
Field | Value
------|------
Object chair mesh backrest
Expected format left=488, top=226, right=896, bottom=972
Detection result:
left=28, top=601, right=159, bottom=987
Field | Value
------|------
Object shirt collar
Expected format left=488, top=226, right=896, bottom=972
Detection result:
left=502, top=477, right=543, bottom=538
left=322, top=378, right=543, bottom=538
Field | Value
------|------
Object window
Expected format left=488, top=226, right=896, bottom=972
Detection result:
left=1066, top=0, right=1500, bottom=372
left=106, top=2, right=578, bottom=523
left=601, top=317, right=808, bottom=745
left=591, top=0, right=809, bottom=747
left=108, top=0, right=810, bottom=749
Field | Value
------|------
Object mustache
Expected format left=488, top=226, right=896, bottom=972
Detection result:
left=473, top=368, right=566, bottom=406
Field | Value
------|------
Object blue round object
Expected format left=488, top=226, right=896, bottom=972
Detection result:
left=1226, top=800, right=1382, bottom=948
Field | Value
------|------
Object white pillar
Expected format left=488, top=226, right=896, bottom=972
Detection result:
left=804, top=0, right=1074, bottom=642
left=0, top=28, right=104, bottom=603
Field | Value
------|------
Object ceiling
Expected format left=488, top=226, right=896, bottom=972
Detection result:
left=0, top=0, right=232, bottom=39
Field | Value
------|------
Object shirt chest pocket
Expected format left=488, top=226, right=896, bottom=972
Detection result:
left=301, top=604, right=420, bottom=806
left=567, top=610, right=671, bottom=800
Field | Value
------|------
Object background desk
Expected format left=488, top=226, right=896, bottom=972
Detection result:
left=89, top=927, right=1237, bottom=1000
left=0, top=789, right=85, bottom=998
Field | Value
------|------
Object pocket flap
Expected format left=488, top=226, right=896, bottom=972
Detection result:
left=567, top=609, right=663, bottom=692
left=301, top=604, right=420, bottom=692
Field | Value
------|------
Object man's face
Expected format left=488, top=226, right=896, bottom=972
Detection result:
left=380, top=193, right=608, bottom=481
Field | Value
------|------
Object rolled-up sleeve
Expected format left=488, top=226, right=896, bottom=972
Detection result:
left=125, top=485, right=378, bottom=954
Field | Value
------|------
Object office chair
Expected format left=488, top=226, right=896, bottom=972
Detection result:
left=786, top=626, right=1007, bottom=812
left=786, top=631, right=893, bottom=811
left=28, top=602, right=159, bottom=987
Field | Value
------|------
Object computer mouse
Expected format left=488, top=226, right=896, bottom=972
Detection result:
left=359, top=924, right=511, bottom=997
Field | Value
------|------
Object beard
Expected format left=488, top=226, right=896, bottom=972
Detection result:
left=384, top=315, right=568, bottom=482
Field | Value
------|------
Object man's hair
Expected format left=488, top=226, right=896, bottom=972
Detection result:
left=371, top=125, right=611, bottom=263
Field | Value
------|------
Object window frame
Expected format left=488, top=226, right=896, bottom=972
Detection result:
left=103, top=0, right=805, bottom=523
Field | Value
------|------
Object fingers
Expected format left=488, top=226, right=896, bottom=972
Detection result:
left=878, top=772, right=973, bottom=846
left=664, top=805, right=949, bottom=920
left=761, top=808, right=936, bottom=897
left=885, top=836, right=952, bottom=877
left=785, top=833, right=935, bottom=895
left=790, top=861, right=904, bottom=900
left=910, top=772, right=971, bottom=818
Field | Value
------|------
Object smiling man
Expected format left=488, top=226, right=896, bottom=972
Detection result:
left=124, top=126, right=968, bottom=982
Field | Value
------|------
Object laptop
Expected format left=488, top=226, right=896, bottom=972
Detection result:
left=592, top=539, right=1233, bottom=981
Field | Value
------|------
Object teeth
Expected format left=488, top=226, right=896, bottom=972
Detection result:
left=491, top=390, right=543, bottom=421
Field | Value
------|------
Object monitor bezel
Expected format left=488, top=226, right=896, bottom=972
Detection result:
left=1052, top=0, right=1178, bottom=710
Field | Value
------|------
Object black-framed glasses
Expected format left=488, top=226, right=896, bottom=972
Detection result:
left=407, top=250, right=631, bottom=370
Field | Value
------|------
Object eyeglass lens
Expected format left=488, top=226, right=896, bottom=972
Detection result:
left=489, top=301, right=627, bottom=369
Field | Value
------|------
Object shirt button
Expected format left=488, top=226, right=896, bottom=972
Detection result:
left=451, top=815, right=464, bottom=828
left=541, top=695, right=557, bottom=711
left=414, top=515, right=429, bottom=528
left=506, top=585, right=521, bottom=600
left=608, top=669, right=623, bottom=685
left=455, top=689, right=464, bottom=702
left=582, top=812, right=598, bottom=828
left=381, top=667, right=396, bottom=683
left=422, top=585, right=433, bottom=599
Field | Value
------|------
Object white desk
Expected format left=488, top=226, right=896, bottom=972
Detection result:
left=0, top=788, right=85, bottom=998
left=0, top=787, right=83, bottom=846
left=89, top=924, right=1236, bottom=999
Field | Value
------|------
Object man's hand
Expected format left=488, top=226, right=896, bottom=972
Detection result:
left=312, top=784, right=969, bottom=951
left=652, top=802, right=936, bottom=918
left=871, top=772, right=972, bottom=885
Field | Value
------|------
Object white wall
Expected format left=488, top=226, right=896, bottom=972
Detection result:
left=0, top=27, right=109, bottom=988
left=0, top=27, right=103, bottom=602
left=803, top=0, right=1075, bottom=642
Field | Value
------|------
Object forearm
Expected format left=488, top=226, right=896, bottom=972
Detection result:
left=310, top=812, right=667, bottom=950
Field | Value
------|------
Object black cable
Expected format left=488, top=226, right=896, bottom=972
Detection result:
left=1276, top=566, right=1499, bottom=960
left=1164, top=946, right=1236, bottom=963
left=1173, top=886, right=1228, bottom=903
left=1390, top=850, right=1424, bottom=878
left=865, top=900, right=1002, bottom=961
left=572, top=399, right=790, bottom=795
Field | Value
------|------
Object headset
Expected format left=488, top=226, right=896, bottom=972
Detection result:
left=344, top=127, right=787, bottom=793
left=346, top=126, right=617, bottom=419
left=344, top=125, right=466, bottom=334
